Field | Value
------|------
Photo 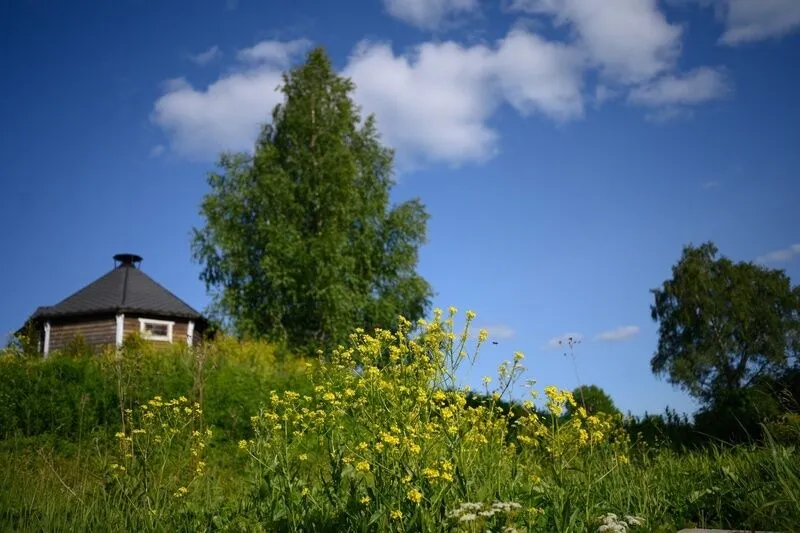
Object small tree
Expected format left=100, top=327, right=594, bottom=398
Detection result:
left=566, top=384, right=620, bottom=418
left=650, top=242, right=800, bottom=406
left=192, top=46, right=433, bottom=354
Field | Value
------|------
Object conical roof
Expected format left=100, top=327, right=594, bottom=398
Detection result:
left=30, top=254, right=203, bottom=321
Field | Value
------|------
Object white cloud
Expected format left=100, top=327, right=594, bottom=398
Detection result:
left=383, top=0, right=479, bottom=30
left=716, top=0, right=800, bottom=45
left=149, top=144, right=165, bottom=157
left=702, top=180, right=721, bottom=189
left=150, top=0, right=728, bottom=167
left=489, top=29, right=585, bottom=120
left=345, top=29, right=584, bottom=166
left=152, top=53, right=294, bottom=158
left=510, top=0, right=682, bottom=83
left=594, top=84, right=619, bottom=106
left=237, top=39, right=312, bottom=66
left=628, top=67, right=731, bottom=107
left=153, top=31, right=586, bottom=166
left=344, top=39, right=499, bottom=167
left=476, top=324, right=516, bottom=340
left=594, top=325, right=640, bottom=342
left=545, top=332, right=583, bottom=349
left=161, top=77, right=192, bottom=92
left=756, top=244, right=800, bottom=265
left=190, top=45, right=222, bottom=66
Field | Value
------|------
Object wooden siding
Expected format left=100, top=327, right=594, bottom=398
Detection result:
left=49, top=318, right=116, bottom=352
left=123, top=315, right=191, bottom=345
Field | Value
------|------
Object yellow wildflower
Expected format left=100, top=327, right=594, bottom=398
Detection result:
left=407, top=488, right=423, bottom=504
left=422, top=467, right=440, bottom=480
left=390, top=509, right=403, bottom=520
left=355, top=461, right=370, bottom=472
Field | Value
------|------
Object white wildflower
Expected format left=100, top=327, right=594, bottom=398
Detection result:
left=625, top=516, right=644, bottom=527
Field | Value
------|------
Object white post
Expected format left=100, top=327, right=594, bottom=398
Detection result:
left=187, top=320, right=195, bottom=347
left=43, top=321, right=51, bottom=358
left=115, top=314, right=125, bottom=347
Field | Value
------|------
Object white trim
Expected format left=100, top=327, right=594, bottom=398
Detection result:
left=187, top=320, right=195, bottom=347
left=139, top=318, right=174, bottom=342
left=115, top=314, right=125, bottom=347
left=43, top=321, right=51, bottom=358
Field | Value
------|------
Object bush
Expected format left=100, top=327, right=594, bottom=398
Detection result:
left=0, top=333, right=312, bottom=442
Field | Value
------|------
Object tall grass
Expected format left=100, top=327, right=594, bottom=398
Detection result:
left=1, top=310, right=798, bottom=532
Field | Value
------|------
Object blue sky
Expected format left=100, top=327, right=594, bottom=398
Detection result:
left=1, top=0, right=798, bottom=417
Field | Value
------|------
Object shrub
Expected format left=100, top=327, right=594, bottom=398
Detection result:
left=0, top=334, right=312, bottom=443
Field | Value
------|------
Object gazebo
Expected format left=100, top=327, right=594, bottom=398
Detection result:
left=19, top=254, right=207, bottom=356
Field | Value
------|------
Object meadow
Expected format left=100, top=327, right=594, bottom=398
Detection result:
left=1, top=309, right=798, bottom=532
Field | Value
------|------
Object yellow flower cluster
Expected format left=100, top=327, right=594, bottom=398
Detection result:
left=110, top=395, right=211, bottom=502
left=239, top=308, right=630, bottom=528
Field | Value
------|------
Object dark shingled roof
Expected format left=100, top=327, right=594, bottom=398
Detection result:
left=29, top=255, right=203, bottom=321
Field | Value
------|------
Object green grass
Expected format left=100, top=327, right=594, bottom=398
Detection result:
left=1, top=434, right=798, bottom=532
left=1, top=318, right=798, bottom=532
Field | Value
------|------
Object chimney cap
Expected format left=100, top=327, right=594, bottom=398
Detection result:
left=113, top=253, right=143, bottom=268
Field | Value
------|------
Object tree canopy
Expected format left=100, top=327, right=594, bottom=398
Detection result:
left=650, top=242, right=800, bottom=405
left=566, top=384, right=620, bottom=418
left=191, top=46, right=433, bottom=353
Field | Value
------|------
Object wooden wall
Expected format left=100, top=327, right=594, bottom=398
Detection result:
left=46, top=315, right=193, bottom=354
left=49, top=318, right=116, bottom=352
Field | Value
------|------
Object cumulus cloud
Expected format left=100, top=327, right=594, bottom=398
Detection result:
left=190, top=45, right=222, bottom=65
left=383, top=0, right=479, bottom=30
left=545, top=332, right=583, bottom=349
left=594, top=325, right=640, bottom=342
left=151, top=41, right=312, bottom=159
left=756, top=244, right=800, bottom=265
left=153, top=31, right=585, bottom=165
left=344, top=39, right=499, bottom=166
left=151, top=0, right=731, bottom=166
left=237, top=39, right=312, bottom=65
left=715, top=0, right=800, bottom=45
left=489, top=29, right=585, bottom=120
left=628, top=67, right=731, bottom=107
left=510, top=0, right=682, bottom=83
left=345, top=29, right=584, bottom=166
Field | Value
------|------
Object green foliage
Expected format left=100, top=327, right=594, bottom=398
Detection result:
left=567, top=384, right=620, bottom=418
left=0, top=334, right=311, bottom=442
left=623, top=407, right=702, bottom=450
left=191, top=46, right=433, bottom=354
left=0, top=350, right=117, bottom=440
left=1, top=310, right=799, bottom=532
left=650, top=241, right=800, bottom=405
